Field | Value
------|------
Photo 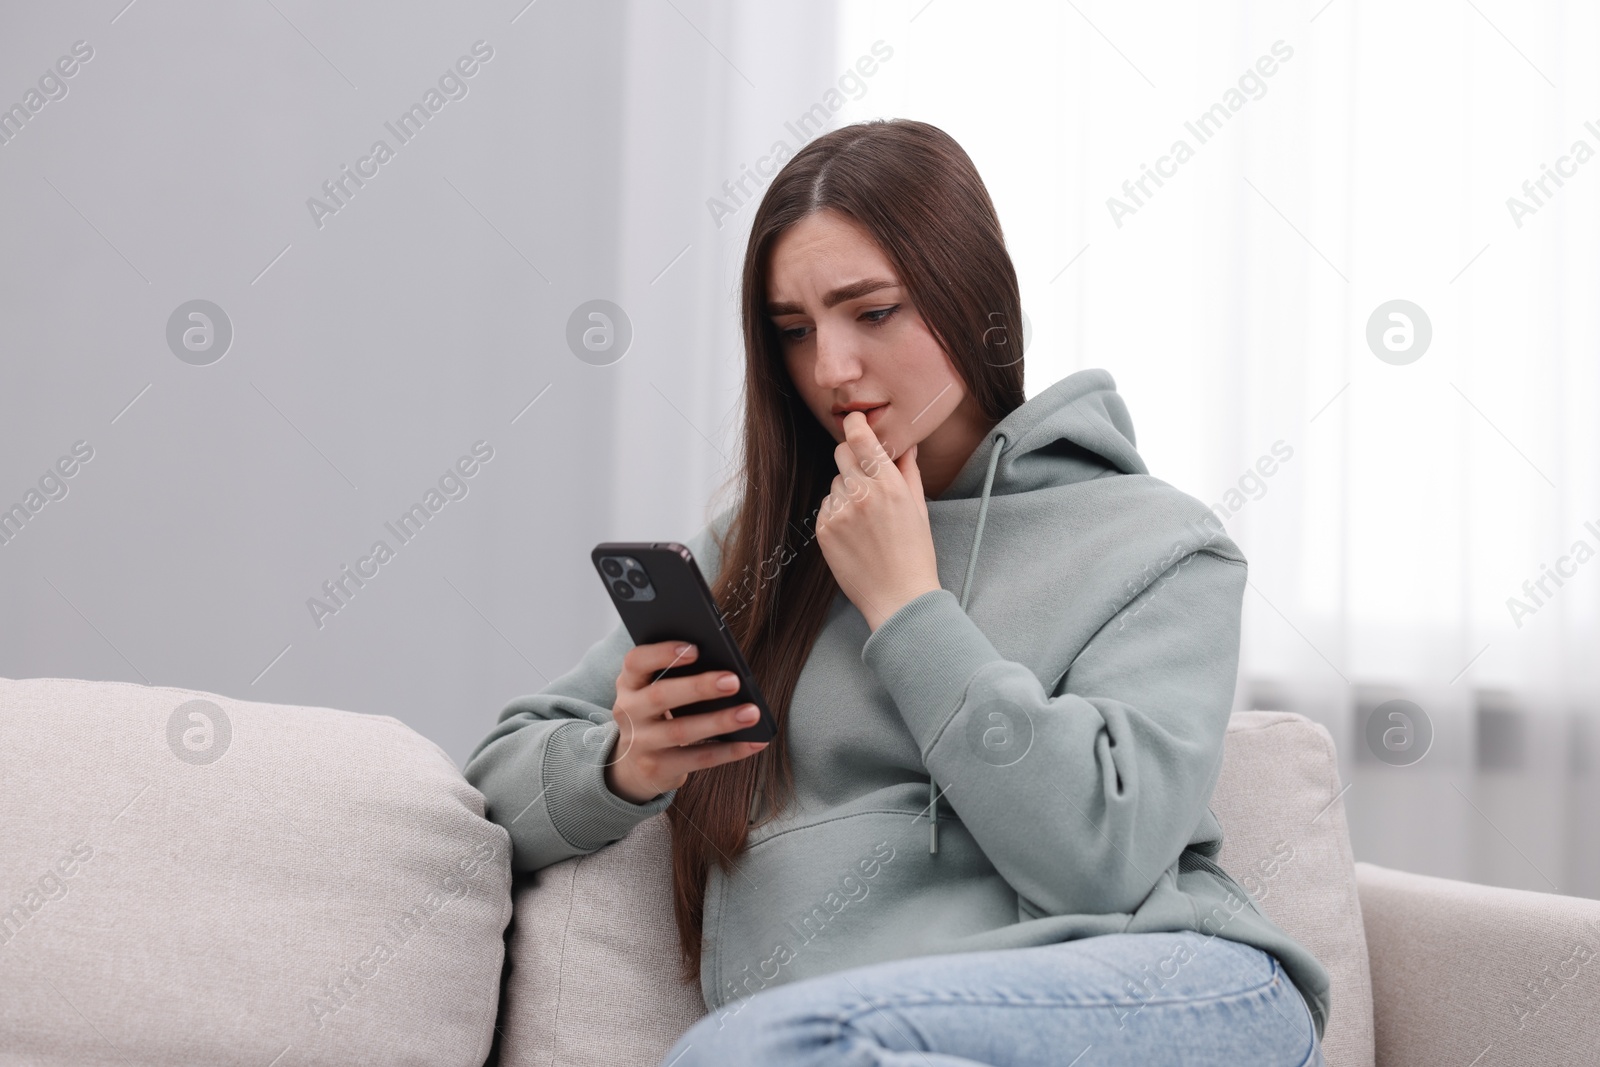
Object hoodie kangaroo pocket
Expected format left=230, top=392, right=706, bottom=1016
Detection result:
left=702, top=808, right=1020, bottom=1010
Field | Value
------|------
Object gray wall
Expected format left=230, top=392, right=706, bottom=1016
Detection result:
left=0, top=0, right=838, bottom=766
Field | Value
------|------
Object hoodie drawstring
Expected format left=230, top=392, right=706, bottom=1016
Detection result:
left=747, top=430, right=1010, bottom=836
left=929, top=429, right=1008, bottom=854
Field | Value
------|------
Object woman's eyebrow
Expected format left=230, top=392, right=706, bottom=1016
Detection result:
left=766, top=277, right=899, bottom=318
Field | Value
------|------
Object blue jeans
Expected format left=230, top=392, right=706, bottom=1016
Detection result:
left=658, top=932, right=1324, bottom=1067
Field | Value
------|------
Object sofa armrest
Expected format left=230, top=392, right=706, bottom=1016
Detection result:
left=1356, top=861, right=1600, bottom=1067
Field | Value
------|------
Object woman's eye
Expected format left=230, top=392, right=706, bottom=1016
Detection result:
left=863, top=306, right=898, bottom=325
left=775, top=306, right=896, bottom=343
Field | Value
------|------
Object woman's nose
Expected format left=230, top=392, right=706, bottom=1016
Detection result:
left=811, top=327, right=861, bottom=388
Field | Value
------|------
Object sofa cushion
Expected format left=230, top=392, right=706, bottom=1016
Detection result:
left=0, top=676, right=512, bottom=1067
left=498, top=709, right=1374, bottom=1067
left=1212, top=711, right=1375, bottom=1067
left=499, top=815, right=705, bottom=1067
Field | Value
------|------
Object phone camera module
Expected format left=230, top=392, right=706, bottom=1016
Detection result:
left=598, top=554, right=655, bottom=601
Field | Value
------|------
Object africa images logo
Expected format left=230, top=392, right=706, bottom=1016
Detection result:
left=305, top=41, right=494, bottom=230
left=166, top=699, right=232, bottom=765
left=705, top=40, right=893, bottom=229
left=0, top=40, right=95, bottom=149
left=1106, top=40, right=1294, bottom=228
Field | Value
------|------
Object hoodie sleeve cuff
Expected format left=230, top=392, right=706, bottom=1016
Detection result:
left=542, top=718, right=677, bottom=851
left=860, top=588, right=1006, bottom=753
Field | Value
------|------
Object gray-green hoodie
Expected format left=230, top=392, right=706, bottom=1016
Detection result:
left=464, top=368, right=1331, bottom=1040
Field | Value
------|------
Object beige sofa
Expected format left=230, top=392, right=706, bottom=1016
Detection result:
left=3, top=676, right=1597, bottom=1066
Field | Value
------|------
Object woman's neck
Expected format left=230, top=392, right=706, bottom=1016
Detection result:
left=914, top=395, right=996, bottom=499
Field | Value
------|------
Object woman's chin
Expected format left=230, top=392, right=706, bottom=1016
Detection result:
left=882, top=431, right=908, bottom=460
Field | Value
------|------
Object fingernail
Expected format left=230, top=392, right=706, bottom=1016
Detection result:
left=736, top=705, right=758, bottom=723
left=717, top=674, right=740, bottom=691
left=677, top=643, right=695, bottom=657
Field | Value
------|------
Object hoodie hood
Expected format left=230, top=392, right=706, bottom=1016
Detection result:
left=916, top=369, right=1157, bottom=857
left=937, top=367, right=1148, bottom=503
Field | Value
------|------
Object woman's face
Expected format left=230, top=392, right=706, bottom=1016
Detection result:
left=766, top=209, right=984, bottom=479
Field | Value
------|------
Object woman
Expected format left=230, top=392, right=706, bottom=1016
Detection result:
left=465, top=118, right=1329, bottom=1066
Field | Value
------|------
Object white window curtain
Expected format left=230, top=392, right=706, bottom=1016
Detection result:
left=815, top=0, right=1599, bottom=897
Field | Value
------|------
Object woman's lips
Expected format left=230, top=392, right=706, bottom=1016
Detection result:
left=835, top=404, right=887, bottom=428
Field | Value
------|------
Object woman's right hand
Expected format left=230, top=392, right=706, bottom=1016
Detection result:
left=604, top=640, right=769, bottom=804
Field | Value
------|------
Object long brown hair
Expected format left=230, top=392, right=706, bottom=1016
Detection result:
left=664, top=118, right=1027, bottom=986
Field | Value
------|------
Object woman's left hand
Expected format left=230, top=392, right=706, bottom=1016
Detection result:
left=814, top=411, right=943, bottom=632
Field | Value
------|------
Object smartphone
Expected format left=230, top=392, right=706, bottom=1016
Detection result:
left=592, top=542, right=775, bottom=744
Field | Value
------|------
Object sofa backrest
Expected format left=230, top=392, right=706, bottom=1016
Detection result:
left=0, top=676, right=1372, bottom=1067
left=0, top=676, right=512, bottom=1067
left=497, top=709, right=1376, bottom=1067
